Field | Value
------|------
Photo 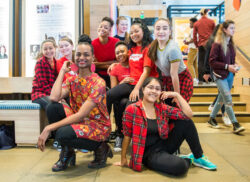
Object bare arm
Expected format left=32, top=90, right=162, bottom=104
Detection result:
left=161, top=92, right=193, bottom=118
left=50, top=62, right=70, bottom=102
left=94, top=60, right=118, bottom=70
left=110, top=75, right=119, bottom=88
left=129, top=66, right=151, bottom=101
left=120, top=136, right=131, bottom=166
left=170, top=62, right=180, bottom=94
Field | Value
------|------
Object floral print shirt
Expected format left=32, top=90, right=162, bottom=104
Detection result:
left=62, top=73, right=111, bottom=142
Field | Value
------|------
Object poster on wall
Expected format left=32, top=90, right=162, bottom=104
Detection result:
left=0, top=1, right=10, bottom=77
left=172, top=17, right=217, bottom=61
left=23, top=0, right=78, bottom=77
left=172, top=17, right=191, bottom=58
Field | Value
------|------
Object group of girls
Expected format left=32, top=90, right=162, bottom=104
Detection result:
left=32, top=15, right=243, bottom=177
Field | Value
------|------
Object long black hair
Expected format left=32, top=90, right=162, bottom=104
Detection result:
left=128, top=19, right=153, bottom=52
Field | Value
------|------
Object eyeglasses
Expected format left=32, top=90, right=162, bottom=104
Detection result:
left=145, top=85, right=161, bottom=92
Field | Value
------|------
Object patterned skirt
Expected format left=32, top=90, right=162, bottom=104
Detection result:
left=162, top=69, right=193, bottom=102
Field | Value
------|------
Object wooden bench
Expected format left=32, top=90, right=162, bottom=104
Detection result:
left=0, top=77, right=47, bottom=146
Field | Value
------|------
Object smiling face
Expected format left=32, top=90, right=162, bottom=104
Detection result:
left=115, top=44, right=128, bottom=63
left=224, top=23, right=235, bottom=37
left=42, top=42, right=55, bottom=60
left=118, top=19, right=128, bottom=34
left=154, top=20, right=171, bottom=42
left=59, top=40, right=73, bottom=57
left=97, top=20, right=111, bottom=38
left=130, top=24, right=143, bottom=45
left=75, top=44, right=93, bottom=69
left=142, top=79, right=162, bottom=103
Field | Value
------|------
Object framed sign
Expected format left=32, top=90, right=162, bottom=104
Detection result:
left=172, top=17, right=191, bottom=53
left=0, top=0, right=13, bottom=77
left=22, top=0, right=80, bottom=76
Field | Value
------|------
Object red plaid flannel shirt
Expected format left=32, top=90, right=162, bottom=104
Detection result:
left=31, top=56, right=57, bottom=101
left=122, top=100, right=188, bottom=172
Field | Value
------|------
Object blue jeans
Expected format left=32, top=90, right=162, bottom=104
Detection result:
left=210, top=72, right=237, bottom=123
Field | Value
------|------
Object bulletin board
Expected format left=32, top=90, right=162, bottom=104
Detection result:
left=22, top=0, right=80, bottom=76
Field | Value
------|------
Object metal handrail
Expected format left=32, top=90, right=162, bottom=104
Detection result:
left=237, top=46, right=250, bottom=62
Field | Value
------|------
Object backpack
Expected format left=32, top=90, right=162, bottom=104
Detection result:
left=0, top=124, right=16, bottom=150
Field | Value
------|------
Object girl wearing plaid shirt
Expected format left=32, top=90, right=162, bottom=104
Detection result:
left=115, top=77, right=216, bottom=176
left=31, top=39, right=57, bottom=110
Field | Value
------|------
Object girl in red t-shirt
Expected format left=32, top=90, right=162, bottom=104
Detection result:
left=108, top=41, right=133, bottom=152
left=109, top=41, right=131, bottom=88
left=107, top=20, right=158, bottom=151
left=56, top=37, right=78, bottom=81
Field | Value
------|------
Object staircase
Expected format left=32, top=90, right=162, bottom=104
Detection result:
left=191, top=85, right=250, bottom=123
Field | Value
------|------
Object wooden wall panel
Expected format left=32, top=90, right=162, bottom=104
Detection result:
left=89, top=1, right=110, bottom=39
left=225, top=0, right=250, bottom=57
left=84, top=0, right=90, bottom=35
left=234, top=52, right=250, bottom=112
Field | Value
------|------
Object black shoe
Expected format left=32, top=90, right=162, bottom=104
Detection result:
left=88, top=142, right=113, bottom=169
left=208, top=118, right=220, bottom=129
left=52, top=146, right=76, bottom=172
left=233, top=122, right=245, bottom=134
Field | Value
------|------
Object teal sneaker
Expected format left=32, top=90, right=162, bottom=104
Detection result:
left=179, top=153, right=194, bottom=165
left=180, top=153, right=217, bottom=171
left=193, top=154, right=217, bottom=171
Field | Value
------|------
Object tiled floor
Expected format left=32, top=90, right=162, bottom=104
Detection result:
left=1, top=123, right=250, bottom=182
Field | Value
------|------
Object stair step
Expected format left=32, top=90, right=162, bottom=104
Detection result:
left=192, top=112, right=250, bottom=123
left=193, top=85, right=234, bottom=93
left=190, top=93, right=240, bottom=102
left=190, top=102, right=246, bottom=112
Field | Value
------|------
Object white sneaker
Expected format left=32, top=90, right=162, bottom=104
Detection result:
left=208, top=104, right=214, bottom=111
left=222, top=114, right=232, bottom=127
left=193, top=78, right=199, bottom=86
left=114, top=136, right=122, bottom=152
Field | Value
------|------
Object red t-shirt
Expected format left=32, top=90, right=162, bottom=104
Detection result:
left=56, top=56, right=78, bottom=81
left=129, top=46, right=158, bottom=85
left=92, top=37, right=119, bottom=75
left=109, top=63, right=130, bottom=83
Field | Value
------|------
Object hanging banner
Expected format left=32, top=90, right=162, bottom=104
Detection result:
left=23, top=0, right=78, bottom=76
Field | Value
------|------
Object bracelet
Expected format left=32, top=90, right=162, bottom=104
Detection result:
left=225, top=64, right=228, bottom=70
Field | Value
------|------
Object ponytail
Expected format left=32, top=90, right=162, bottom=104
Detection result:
left=148, top=39, right=158, bottom=62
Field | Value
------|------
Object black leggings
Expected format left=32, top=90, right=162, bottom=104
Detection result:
left=107, top=83, right=134, bottom=113
left=143, top=119, right=203, bottom=176
left=33, top=96, right=51, bottom=110
left=107, top=83, right=134, bottom=133
left=46, top=102, right=101, bottom=150
left=113, top=98, right=129, bottom=134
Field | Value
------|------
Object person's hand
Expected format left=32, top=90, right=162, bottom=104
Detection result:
left=129, top=88, right=139, bottom=102
left=61, top=61, right=72, bottom=73
left=161, top=91, right=181, bottom=107
left=120, top=77, right=134, bottom=84
left=203, top=74, right=211, bottom=83
left=183, top=40, right=188, bottom=45
left=113, top=157, right=128, bottom=167
left=160, top=91, right=178, bottom=100
left=228, top=64, right=238, bottom=73
left=37, top=126, right=52, bottom=152
left=107, top=63, right=119, bottom=74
